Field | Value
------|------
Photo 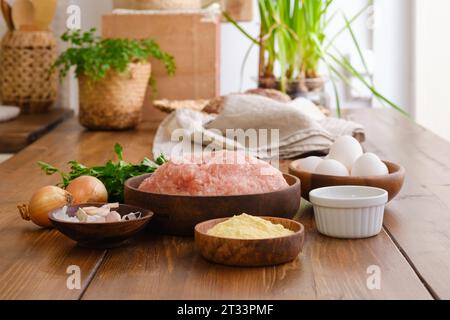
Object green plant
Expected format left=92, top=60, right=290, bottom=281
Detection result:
left=38, top=143, right=167, bottom=203
left=224, top=0, right=407, bottom=118
left=53, top=28, right=176, bottom=84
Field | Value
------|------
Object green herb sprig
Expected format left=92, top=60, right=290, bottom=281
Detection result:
left=225, top=0, right=407, bottom=118
left=53, top=28, right=176, bottom=83
left=38, top=143, right=167, bottom=203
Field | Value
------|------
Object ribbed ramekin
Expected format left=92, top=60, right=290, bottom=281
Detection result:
left=309, top=186, right=388, bottom=239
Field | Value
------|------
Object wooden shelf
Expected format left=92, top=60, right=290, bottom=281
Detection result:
left=0, top=108, right=73, bottom=153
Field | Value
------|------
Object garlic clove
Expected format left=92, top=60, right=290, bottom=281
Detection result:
left=102, top=202, right=119, bottom=210
left=82, top=206, right=110, bottom=217
left=86, top=215, right=106, bottom=223
left=96, top=216, right=106, bottom=223
left=82, top=206, right=101, bottom=215
left=105, top=211, right=121, bottom=222
left=76, top=208, right=88, bottom=222
left=122, top=211, right=142, bottom=221
left=95, top=207, right=111, bottom=217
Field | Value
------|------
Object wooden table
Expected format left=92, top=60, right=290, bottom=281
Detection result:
left=0, top=108, right=448, bottom=300
left=0, top=108, right=73, bottom=153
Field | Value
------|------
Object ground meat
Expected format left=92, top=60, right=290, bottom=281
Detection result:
left=138, top=151, right=288, bottom=196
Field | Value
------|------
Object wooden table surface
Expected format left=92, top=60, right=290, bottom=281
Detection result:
left=0, top=108, right=73, bottom=153
left=0, top=108, right=448, bottom=300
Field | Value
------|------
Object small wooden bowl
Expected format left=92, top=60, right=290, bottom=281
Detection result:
left=195, top=217, right=305, bottom=267
left=48, top=203, right=153, bottom=248
left=124, top=174, right=301, bottom=236
left=289, top=160, right=405, bottom=202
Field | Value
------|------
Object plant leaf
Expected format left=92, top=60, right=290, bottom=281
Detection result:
left=114, top=143, right=123, bottom=160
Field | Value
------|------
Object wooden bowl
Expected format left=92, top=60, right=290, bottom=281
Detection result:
left=124, top=174, right=301, bottom=236
left=48, top=203, right=153, bottom=248
left=289, top=160, right=405, bottom=202
left=195, top=217, right=305, bottom=267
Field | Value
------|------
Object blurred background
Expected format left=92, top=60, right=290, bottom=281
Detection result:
left=0, top=0, right=448, bottom=142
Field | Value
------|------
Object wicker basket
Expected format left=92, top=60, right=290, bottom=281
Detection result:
left=78, top=62, right=151, bottom=130
left=113, top=0, right=203, bottom=10
left=0, top=31, right=58, bottom=113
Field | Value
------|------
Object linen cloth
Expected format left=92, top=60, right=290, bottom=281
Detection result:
left=153, top=94, right=365, bottom=160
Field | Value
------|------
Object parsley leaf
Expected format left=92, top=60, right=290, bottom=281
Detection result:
left=38, top=144, right=166, bottom=203
left=52, top=28, right=176, bottom=89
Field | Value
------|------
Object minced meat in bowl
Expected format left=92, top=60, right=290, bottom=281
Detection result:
left=138, top=151, right=289, bottom=196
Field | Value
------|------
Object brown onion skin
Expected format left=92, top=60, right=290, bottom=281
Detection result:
left=66, top=176, right=108, bottom=204
left=18, top=186, right=73, bottom=228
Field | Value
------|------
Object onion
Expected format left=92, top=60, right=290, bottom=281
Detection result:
left=66, top=176, right=108, bottom=204
left=18, top=186, right=73, bottom=228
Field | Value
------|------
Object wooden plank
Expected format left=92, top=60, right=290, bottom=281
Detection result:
left=0, top=108, right=73, bottom=153
left=0, top=120, right=105, bottom=299
left=82, top=203, right=430, bottom=300
left=0, top=109, right=437, bottom=299
left=0, top=117, right=158, bottom=299
left=345, top=108, right=450, bottom=299
left=81, top=145, right=430, bottom=299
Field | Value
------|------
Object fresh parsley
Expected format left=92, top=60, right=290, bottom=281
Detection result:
left=53, top=28, right=176, bottom=84
left=38, top=143, right=167, bottom=202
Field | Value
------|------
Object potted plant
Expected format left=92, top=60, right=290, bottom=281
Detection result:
left=53, top=28, right=176, bottom=130
left=224, top=0, right=406, bottom=117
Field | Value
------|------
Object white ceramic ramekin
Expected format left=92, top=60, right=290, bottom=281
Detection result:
left=309, top=186, right=388, bottom=239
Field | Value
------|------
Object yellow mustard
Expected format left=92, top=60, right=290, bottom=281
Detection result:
left=207, top=213, right=294, bottom=239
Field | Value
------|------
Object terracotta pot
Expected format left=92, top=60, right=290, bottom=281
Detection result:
left=78, top=62, right=151, bottom=130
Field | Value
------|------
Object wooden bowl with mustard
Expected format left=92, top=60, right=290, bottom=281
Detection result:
left=195, top=215, right=305, bottom=267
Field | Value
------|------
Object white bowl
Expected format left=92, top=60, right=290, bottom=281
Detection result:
left=309, top=186, right=388, bottom=239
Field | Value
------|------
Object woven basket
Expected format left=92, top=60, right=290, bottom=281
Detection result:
left=0, top=31, right=58, bottom=113
left=78, top=62, right=151, bottom=130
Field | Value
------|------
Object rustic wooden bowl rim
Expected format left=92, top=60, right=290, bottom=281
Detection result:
left=48, top=202, right=154, bottom=225
left=195, top=216, right=305, bottom=242
left=125, top=173, right=300, bottom=199
left=289, top=159, right=405, bottom=180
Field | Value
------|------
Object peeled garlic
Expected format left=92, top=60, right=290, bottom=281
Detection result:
left=87, top=215, right=106, bottom=223
left=122, top=212, right=142, bottom=221
left=82, top=206, right=110, bottom=217
left=103, top=203, right=119, bottom=209
left=106, top=211, right=121, bottom=222
left=76, top=208, right=88, bottom=222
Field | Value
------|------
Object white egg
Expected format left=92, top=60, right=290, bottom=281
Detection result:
left=351, top=153, right=389, bottom=177
left=296, top=156, right=323, bottom=173
left=328, top=136, right=363, bottom=171
left=315, top=159, right=349, bottom=176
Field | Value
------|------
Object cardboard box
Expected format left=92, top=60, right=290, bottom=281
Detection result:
left=102, top=13, right=220, bottom=102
